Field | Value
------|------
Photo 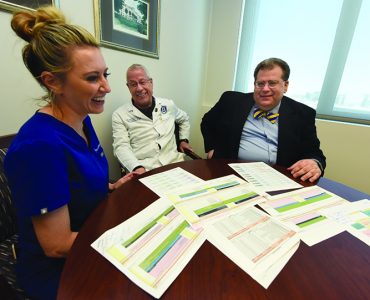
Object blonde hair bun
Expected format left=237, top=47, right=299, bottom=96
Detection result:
left=11, top=6, right=66, bottom=43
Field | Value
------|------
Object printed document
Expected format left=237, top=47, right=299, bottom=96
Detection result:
left=206, top=206, right=300, bottom=288
left=260, top=186, right=348, bottom=245
left=139, top=167, right=204, bottom=197
left=166, top=174, right=266, bottom=229
left=320, top=199, right=370, bottom=246
left=91, top=198, right=206, bottom=299
left=229, top=162, right=302, bottom=193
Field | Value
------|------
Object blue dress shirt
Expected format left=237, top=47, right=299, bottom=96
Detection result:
left=238, top=103, right=281, bottom=164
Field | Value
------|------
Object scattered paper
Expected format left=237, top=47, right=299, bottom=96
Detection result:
left=320, top=199, right=370, bottom=246
left=206, top=206, right=300, bottom=288
left=165, top=175, right=266, bottom=229
left=139, top=167, right=204, bottom=197
left=93, top=166, right=365, bottom=295
left=260, top=186, right=348, bottom=245
left=92, top=198, right=206, bottom=298
left=229, top=162, right=302, bottom=193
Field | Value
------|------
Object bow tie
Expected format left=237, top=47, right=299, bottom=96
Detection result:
left=253, top=108, right=279, bottom=124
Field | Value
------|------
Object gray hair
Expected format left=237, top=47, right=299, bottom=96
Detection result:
left=126, top=63, right=151, bottom=79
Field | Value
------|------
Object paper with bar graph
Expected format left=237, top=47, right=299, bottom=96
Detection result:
left=259, top=186, right=349, bottom=245
left=206, top=206, right=300, bottom=288
left=91, top=197, right=206, bottom=298
left=320, top=199, right=370, bottom=246
left=165, top=175, right=266, bottom=229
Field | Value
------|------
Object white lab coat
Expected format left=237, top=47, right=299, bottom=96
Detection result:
left=112, top=97, right=190, bottom=172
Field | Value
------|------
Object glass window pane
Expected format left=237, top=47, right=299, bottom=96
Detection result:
left=334, top=0, right=370, bottom=120
left=236, top=0, right=370, bottom=124
left=246, top=0, right=341, bottom=110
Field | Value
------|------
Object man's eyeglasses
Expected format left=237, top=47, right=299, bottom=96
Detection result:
left=254, top=80, right=283, bottom=89
left=127, top=78, right=152, bottom=88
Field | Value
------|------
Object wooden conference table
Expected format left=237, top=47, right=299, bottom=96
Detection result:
left=57, top=159, right=370, bottom=300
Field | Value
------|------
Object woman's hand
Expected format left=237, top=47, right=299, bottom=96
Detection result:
left=109, top=171, right=138, bottom=191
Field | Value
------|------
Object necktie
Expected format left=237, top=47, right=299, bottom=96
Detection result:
left=253, top=108, right=279, bottom=124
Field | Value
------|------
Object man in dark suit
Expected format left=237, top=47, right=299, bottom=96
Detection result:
left=201, top=58, right=326, bottom=182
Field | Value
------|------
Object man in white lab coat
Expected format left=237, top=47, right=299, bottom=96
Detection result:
left=112, top=64, right=193, bottom=174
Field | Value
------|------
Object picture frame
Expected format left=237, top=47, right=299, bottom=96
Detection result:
left=0, top=0, right=54, bottom=13
left=94, top=0, right=160, bottom=59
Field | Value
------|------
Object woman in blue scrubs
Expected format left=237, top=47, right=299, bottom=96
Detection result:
left=4, top=6, right=135, bottom=299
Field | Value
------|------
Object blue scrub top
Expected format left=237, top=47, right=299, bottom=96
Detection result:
left=4, top=112, right=109, bottom=300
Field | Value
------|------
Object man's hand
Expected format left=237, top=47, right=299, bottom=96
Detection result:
left=133, top=167, right=146, bottom=175
left=207, top=149, right=214, bottom=159
left=287, top=159, right=322, bottom=182
left=179, top=141, right=193, bottom=153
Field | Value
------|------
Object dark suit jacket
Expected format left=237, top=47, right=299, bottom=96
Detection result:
left=201, top=91, right=326, bottom=170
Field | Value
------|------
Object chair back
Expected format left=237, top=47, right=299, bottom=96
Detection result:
left=0, top=134, right=16, bottom=149
left=0, top=134, right=17, bottom=241
left=0, top=134, right=31, bottom=298
left=174, top=123, right=202, bottom=159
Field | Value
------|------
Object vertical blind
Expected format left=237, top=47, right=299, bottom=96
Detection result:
left=234, top=0, right=370, bottom=125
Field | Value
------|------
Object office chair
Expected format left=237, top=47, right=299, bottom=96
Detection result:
left=0, top=134, right=29, bottom=299
left=174, top=123, right=202, bottom=160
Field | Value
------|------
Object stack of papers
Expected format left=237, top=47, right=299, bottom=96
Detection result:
left=165, top=174, right=266, bottom=229
left=163, top=173, right=300, bottom=288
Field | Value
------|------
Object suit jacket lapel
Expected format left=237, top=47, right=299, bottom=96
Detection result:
left=230, top=93, right=254, bottom=157
left=235, top=93, right=254, bottom=128
left=277, top=97, right=295, bottom=163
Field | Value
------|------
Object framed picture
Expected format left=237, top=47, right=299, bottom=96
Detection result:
left=94, top=0, right=160, bottom=59
left=0, top=0, right=54, bottom=13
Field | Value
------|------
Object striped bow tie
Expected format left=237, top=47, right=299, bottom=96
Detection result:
left=253, top=108, right=279, bottom=124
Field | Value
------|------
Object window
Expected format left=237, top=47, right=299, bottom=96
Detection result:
left=234, top=0, right=370, bottom=125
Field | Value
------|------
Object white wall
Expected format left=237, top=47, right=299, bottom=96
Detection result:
left=0, top=0, right=211, bottom=179
left=316, top=120, right=370, bottom=194
left=199, top=0, right=244, bottom=152
left=0, top=11, right=42, bottom=132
